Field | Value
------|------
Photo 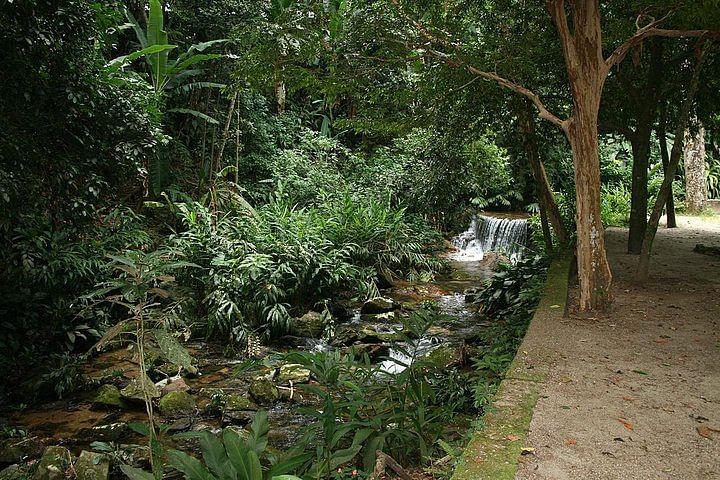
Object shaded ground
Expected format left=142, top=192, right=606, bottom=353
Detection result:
left=516, top=216, right=720, bottom=479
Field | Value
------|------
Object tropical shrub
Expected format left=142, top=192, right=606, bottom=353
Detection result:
left=600, top=184, right=631, bottom=227
left=172, top=194, right=442, bottom=346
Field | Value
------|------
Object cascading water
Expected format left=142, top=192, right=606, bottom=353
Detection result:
left=450, top=214, right=529, bottom=262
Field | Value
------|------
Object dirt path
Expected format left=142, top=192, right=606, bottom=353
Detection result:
left=515, top=216, right=720, bottom=480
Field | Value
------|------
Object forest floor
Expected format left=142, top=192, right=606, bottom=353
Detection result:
left=515, top=215, right=720, bottom=480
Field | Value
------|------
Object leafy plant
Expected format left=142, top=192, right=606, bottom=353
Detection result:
left=88, top=248, right=198, bottom=479
left=121, top=411, right=307, bottom=480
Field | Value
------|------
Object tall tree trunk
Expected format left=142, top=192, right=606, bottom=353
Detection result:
left=518, top=100, right=568, bottom=247
left=627, top=128, right=650, bottom=253
left=274, top=82, right=286, bottom=113
left=684, top=124, right=706, bottom=213
left=657, top=107, right=677, bottom=228
left=626, top=40, right=664, bottom=254
left=551, top=0, right=613, bottom=310
left=637, top=46, right=706, bottom=281
left=213, top=91, right=238, bottom=179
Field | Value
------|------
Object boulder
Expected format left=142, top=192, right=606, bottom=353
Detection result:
left=481, top=252, right=510, bottom=270
left=359, top=326, right=403, bottom=343
left=93, top=384, right=122, bottom=408
left=222, top=395, right=258, bottom=425
left=77, top=423, right=128, bottom=443
left=158, top=391, right=196, bottom=417
left=32, top=446, right=71, bottom=480
left=360, top=297, right=398, bottom=315
left=293, top=311, right=326, bottom=338
left=224, top=394, right=257, bottom=411
left=277, top=364, right=310, bottom=384
left=160, top=377, right=190, bottom=396
left=120, top=373, right=160, bottom=403
left=0, top=464, right=24, bottom=480
left=424, top=345, right=464, bottom=369
left=0, top=437, right=44, bottom=464
left=359, top=311, right=399, bottom=322
left=248, top=376, right=279, bottom=405
left=463, top=288, right=479, bottom=303
left=74, top=451, right=109, bottom=480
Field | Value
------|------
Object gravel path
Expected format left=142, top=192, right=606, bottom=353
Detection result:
left=515, top=216, right=720, bottom=480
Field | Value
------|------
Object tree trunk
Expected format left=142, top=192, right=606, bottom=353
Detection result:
left=213, top=91, right=238, bottom=179
left=566, top=106, right=613, bottom=310
left=637, top=47, right=706, bottom=281
left=518, top=100, right=568, bottom=247
left=627, top=129, right=650, bottom=253
left=274, top=81, right=286, bottom=113
left=657, top=107, right=677, bottom=228
left=626, top=40, right=664, bottom=254
left=551, top=0, right=613, bottom=310
left=684, top=124, right=706, bottom=213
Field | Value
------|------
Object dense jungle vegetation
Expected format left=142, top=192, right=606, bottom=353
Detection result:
left=1, top=0, right=720, bottom=479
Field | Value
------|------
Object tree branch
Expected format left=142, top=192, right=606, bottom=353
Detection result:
left=606, top=16, right=719, bottom=71
left=424, top=49, right=567, bottom=129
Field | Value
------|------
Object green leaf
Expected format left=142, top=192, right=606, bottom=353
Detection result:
left=268, top=451, right=312, bottom=478
left=167, top=450, right=216, bottom=480
left=198, top=431, right=234, bottom=480
left=248, top=410, right=269, bottom=455
left=120, top=465, right=155, bottom=480
left=106, top=44, right=177, bottom=73
left=223, top=429, right=262, bottom=480
left=168, top=108, right=219, bottom=125
left=329, top=444, right=362, bottom=470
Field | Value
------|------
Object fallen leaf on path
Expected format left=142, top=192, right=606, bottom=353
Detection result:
left=520, top=448, right=535, bottom=455
left=618, top=418, right=634, bottom=430
left=623, top=396, right=636, bottom=402
left=632, top=369, right=648, bottom=375
left=697, top=425, right=720, bottom=439
left=565, top=439, right=577, bottom=446
left=507, top=434, right=520, bottom=442
left=654, top=338, right=669, bottom=344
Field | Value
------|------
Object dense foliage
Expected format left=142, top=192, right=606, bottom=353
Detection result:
left=1, top=0, right=720, bottom=477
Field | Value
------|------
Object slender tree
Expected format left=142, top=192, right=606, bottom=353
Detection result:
left=387, top=0, right=717, bottom=310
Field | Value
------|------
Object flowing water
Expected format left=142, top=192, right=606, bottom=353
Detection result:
left=449, top=214, right=529, bottom=262
left=2, top=212, right=531, bottom=461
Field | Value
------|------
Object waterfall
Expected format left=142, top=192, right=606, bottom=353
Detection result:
left=450, top=214, right=528, bottom=262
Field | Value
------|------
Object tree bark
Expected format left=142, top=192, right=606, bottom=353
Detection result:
left=550, top=0, right=613, bottom=310
left=637, top=46, right=707, bottom=281
left=626, top=40, right=665, bottom=254
left=213, top=91, right=238, bottom=179
left=517, top=100, right=568, bottom=248
left=657, top=107, right=677, bottom=228
left=684, top=124, right=707, bottom=213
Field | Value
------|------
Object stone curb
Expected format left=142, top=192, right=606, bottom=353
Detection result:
left=451, top=254, right=572, bottom=480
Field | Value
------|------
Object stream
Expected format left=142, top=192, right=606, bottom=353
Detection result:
left=0, top=213, right=529, bottom=469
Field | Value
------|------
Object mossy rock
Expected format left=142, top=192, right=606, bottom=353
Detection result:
left=224, top=394, right=257, bottom=411
left=120, top=373, right=160, bottom=403
left=248, top=376, right=279, bottom=405
left=294, top=311, right=326, bottom=338
left=277, top=364, right=310, bottom=384
left=159, top=391, right=196, bottom=417
left=74, top=451, right=109, bottom=480
left=359, top=326, right=403, bottom=343
left=360, top=297, right=398, bottom=314
left=93, top=384, right=123, bottom=408
left=33, top=446, right=71, bottom=480
left=0, top=464, right=27, bottom=480
left=425, top=346, right=464, bottom=369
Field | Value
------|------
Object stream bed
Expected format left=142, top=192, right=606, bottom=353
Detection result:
left=0, top=214, right=530, bottom=473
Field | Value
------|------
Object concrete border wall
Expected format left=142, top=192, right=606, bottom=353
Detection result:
left=451, top=254, right=572, bottom=480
